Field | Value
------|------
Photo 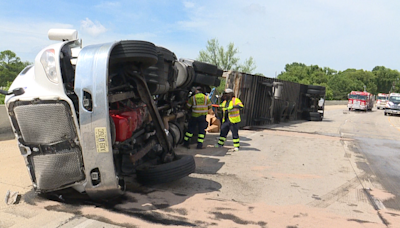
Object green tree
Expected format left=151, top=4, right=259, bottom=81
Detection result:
left=0, top=50, right=30, bottom=86
left=197, top=38, right=257, bottom=74
left=328, top=73, right=361, bottom=100
left=277, top=63, right=333, bottom=86
left=0, top=81, right=11, bottom=104
left=372, top=66, right=400, bottom=93
left=197, top=39, right=258, bottom=94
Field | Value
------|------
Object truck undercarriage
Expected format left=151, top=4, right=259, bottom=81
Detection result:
left=3, top=30, right=222, bottom=199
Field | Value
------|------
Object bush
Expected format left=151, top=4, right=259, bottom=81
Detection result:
left=0, top=82, right=12, bottom=104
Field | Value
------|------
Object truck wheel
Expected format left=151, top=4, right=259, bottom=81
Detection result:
left=307, top=89, right=325, bottom=95
left=110, top=40, right=158, bottom=69
left=180, top=59, right=218, bottom=75
left=156, top=46, right=177, bottom=62
left=194, top=73, right=218, bottom=86
left=309, top=112, right=322, bottom=121
left=136, top=155, right=195, bottom=185
left=214, top=78, right=221, bottom=87
left=307, top=85, right=325, bottom=90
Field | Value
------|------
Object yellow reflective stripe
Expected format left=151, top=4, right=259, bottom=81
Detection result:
left=198, top=134, right=205, bottom=138
left=185, top=132, right=193, bottom=137
left=184, top=137, right=189, bottom=141
left=219, top=137, right=226, bottom=141
left=193, top=109, right=208, bottom=112
left=198, top=138, right=204, bottom=143
left=233, top=138, right=240, bottom=142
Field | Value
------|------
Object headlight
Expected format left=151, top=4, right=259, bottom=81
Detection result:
left=40, top=49, right=58, bottom=83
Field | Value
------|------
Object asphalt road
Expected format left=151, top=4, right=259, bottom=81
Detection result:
left=2, top=105, right=400, bottom=228
left=343, top=109, right=400, bottom=211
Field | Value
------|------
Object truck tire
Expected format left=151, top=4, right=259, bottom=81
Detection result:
left=216, top=68, right=223, bottom=77
left=309, top=112, right=323, bottom=121
left=214, top=78, right=221, bottom=87
left=156, top=46, right=177, bottom=62
left=180, top=59, right=218, bottom=75
left=136, top=155, right=195, bottom=185
left=194, top=73, right=218, bottom=86
left=307, top=89, right=326, bottom=96
left=307, top=85, right=325, bottom=91
left=110, top=40, right=158, bottom=69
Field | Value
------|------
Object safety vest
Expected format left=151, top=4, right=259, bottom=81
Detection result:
left=220, top=97, right=244, bottom=123
left=187, top=93, right=211, bottom=117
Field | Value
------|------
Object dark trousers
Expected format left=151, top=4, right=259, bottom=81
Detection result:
left=184, top=115, right=207, bottom=145
left=217, top=120, right=240, bottom=148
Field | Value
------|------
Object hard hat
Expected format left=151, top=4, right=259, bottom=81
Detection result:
left=195, top=86, right=203, bottom=92
left=224, top=88, right=234, bottom=93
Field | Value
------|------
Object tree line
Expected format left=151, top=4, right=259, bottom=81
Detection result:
left=277, top=63, right=400, bottom=100
left=0, top=50, right=31, bottom=104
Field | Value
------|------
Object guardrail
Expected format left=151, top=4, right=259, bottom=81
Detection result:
left=325, top=100, right=348, bottom=105
left=0, top=105, right=14, bottom=141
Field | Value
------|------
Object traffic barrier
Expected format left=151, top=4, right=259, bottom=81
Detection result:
left=0, top=105, right=14, bottom=141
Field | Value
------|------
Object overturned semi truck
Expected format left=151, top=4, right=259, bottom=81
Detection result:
left=1, top=29, right=222, bottom=200
left=222, top=71, right=325, bottom=128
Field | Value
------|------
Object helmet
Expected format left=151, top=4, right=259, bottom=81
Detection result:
left=195, top=86, right=203, bottom=92
left=224, top=88, right=234, bottom=93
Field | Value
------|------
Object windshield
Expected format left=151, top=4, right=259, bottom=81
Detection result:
left=349, top=94, right=367, bottom=100
left=389, top=96, right=400, bottom=104
left=377, top=96, right=388, bottom=100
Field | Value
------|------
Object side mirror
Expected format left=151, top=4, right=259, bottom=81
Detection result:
left=12, top=88, right=25, bottom=96
left=0, top=88, right=25, bottom=96
left=0, top=89, right=8, bottom=95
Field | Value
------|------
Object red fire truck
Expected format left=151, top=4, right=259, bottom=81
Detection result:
left=347, top=91, right=374, bottom=111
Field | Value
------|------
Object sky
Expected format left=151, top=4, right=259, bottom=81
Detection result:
left=1, top=0, right=400, bottom=77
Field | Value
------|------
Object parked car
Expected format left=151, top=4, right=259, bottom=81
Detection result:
left=376, top=93, right=389, bottom=109
left=1, top=29, right=222, bottom=200
left=384, top=93, right=400, bottom=116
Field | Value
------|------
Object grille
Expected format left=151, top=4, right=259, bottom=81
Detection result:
left=13, top=103, right=76, bottom=144
left=32, top=149, right=84, bottom=190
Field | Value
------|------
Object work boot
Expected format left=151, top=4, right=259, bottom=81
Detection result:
left=183, top=141, right=190, bottom=149
left=214, top=143, right=223, bottom=148
left=196, top=143, right=203, bottom=149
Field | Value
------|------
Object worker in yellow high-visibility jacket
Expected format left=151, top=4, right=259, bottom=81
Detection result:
left=215, top=88, right=244, bottom=151
left=183, top=86, right=212, bottom=149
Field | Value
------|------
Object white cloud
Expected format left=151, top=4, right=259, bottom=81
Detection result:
left=95, top=1, right=121, bottom=9
left=80, top=18, right=107, bottom=37
left=183, top=1, right=195, bottom=9
left=242, top=3, right=266, bottom=15
left=0, top=20, right=74, bottom=62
